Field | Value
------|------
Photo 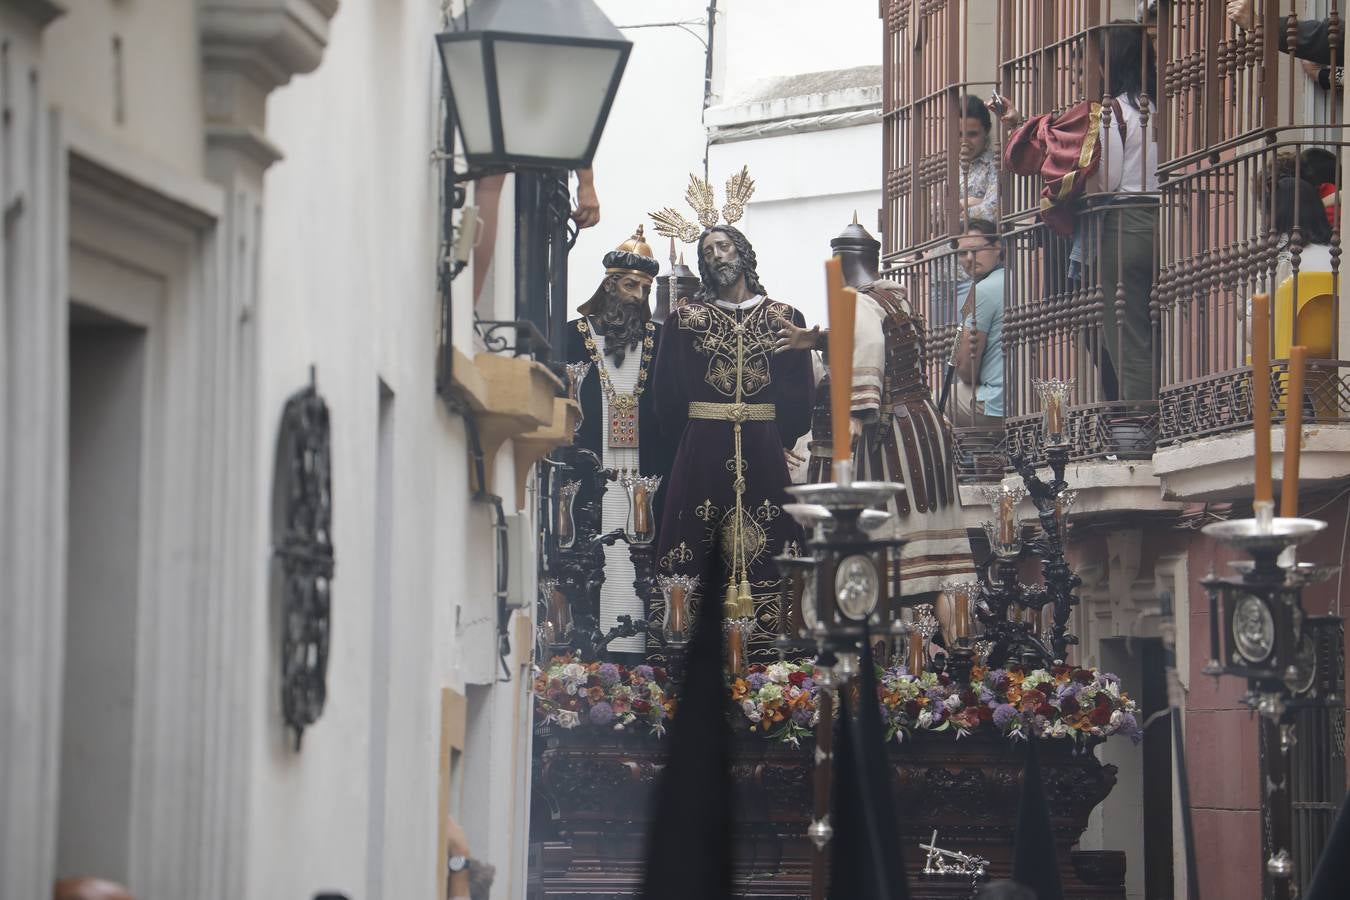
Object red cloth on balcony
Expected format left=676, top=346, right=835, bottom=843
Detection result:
left=1002, top=99, right=1124, bottom=237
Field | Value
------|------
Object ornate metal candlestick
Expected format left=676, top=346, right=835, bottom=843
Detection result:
left=1201, top=514, right=1332, bottom=900
left=964, top=382, right=1084, bottom=670
left=782, top=466, right=908, bottom=900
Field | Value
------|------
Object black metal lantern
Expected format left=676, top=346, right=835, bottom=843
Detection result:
left=1200, top=518, right=1327, bottom=703
left=435, top=0, right=632, bottom=173
left=783, top=481, right=907, bottom=652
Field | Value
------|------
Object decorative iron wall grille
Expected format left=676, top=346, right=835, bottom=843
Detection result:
left=272, top=373, right=335, bottom=750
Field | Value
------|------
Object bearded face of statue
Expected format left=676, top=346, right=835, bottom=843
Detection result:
left=590, top=273, right=649, bottom=366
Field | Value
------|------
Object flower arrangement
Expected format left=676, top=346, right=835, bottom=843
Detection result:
left=879, top=664, right=1141, bottom=744
left=533, top=655, right=1141, bottom=747
left=533, top=656, right=675, bottom=737
left=730, top=661, right=820, bottom=745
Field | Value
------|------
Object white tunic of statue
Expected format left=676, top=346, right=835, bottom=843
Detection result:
left=593, top=323, right=644, bottom=653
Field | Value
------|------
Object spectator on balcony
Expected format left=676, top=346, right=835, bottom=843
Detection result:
left=1229, top=0, right=1345, bottom=66
left=1273, top=174, right=1336, bottom=281
left=951, top=219, right=1005, bottom=427
left=1299, top=147, right=1341, bottom=229
left=926, top=96, right=1002, bottom=334
left=959, top=94, right=1000, bottom=224
left=1093, top=21, right=1160, bottom=403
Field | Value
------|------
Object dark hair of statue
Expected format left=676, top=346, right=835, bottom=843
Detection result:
left=960, top=94, right=991, bottom=132
left=694, top=225, right=768, bottom=302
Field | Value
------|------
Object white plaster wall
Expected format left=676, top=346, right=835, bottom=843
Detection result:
left=718, top=0, right=881, bottom=101
left=252, top=1, right=532, bottom=898
left=43, top=0, right=205, bottom=177
left=572, top=0, right=885, bottom=316
left=569, top=0, right=709, bottom=311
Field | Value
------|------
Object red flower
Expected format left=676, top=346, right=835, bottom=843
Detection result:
left=1095, top=693, right=1112, bottom=709
left=1036, top=703, right=1056, bottom=718
left=977, top=706, right=993, bottom=722
left=633, top=699, right=651, bottom=714
left=748, top=663, right=767, bottom=674
left=653, top=667, right=668, bottom=683
left=904, top=700, right=921, bottom=719
left=1073, top=669, right=1095, bottom=685
left=1089, top=706, right=1111, bottom=726
left=938, top=673, right=951, bottom=686
left=1061, top=697, right=1081, bottom=715
left=789, top=671, right=808, bottom=686
left=959, top=690, right=978, bottom=706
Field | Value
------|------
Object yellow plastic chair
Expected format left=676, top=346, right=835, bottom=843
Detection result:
left=1274, top=270, right=1337, bottom=417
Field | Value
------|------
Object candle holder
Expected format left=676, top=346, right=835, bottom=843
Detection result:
left=980, top=484, right=1027, bottom=559
left=1034, top=377, right=1074, bottom=447
left=940, top=580, right=982, bottom=641
left=564, top=361, right=592, bottom=434
left=556, top=480, right=581, bottom=550
left=774, top=554, right=819, bottom=649
left=905, top=605, right=937, bottom=674
left=724, top=615, right=755, bottom=676
left=657, top=574, right=698, bottom=646
left=539, top=577, right=570, bottom=649
left=621, top=472, right=662, bottom=544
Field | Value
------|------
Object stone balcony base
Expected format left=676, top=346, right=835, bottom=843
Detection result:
left=1152, top=423, right=1350, bottom=502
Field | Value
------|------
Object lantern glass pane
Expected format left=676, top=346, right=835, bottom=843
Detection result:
left=493, top=39, right=622, bottom=162
left=440, top=38, right=494, bottom=155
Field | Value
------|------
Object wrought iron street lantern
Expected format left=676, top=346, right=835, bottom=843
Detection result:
left=435, top=0, right=632, bottom=173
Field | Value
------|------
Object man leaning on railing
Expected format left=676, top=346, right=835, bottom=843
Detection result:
left=951, top=219, right=1005, bottom=429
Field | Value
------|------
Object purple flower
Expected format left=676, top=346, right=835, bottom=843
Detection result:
left=588, top=701, right=614, bottom=726
left=747, top=672, right=769, bottom=691
left=1118, top=711, right=1142, bottom=744
left=992, top=703, right=1019, bottom=729
left=978, top=687, right=995, bottom=704
left=633, top=665, right=655, bottom=681
left=925, top=687, right=948, bottom=703
left=597, top=663, right=621, bottom=687
left=799, top=677, right=815, bottom=692
left=1055, top=682, right=1081, bottom=701
left=791, top=705, right=814, bottom=726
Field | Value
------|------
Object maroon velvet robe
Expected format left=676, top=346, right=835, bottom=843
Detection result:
left=653, top=297, right=815, bottom=662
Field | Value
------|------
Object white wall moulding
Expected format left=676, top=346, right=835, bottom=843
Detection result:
left=199, top=0, right=338, bottom=92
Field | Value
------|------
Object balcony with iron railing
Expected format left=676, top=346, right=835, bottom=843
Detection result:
left=883, top=0, right=1350, bottom=510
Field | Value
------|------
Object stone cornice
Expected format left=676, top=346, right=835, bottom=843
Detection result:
left=199, top=1, right=338, bottom=93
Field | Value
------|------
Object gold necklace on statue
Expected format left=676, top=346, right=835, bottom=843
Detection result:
left=578, top=318, right=655, bottom=449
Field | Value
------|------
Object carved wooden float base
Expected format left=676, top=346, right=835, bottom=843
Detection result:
left=528, top=728, right=1127, bottom=899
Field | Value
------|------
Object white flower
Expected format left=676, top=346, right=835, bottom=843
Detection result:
left=766, top=664, right=791, bottom=684
left=917, top=709, right=933, bottom=728
left=741, top=699, right=762, bottom=723
left=557, top=710, right=580, bottom=729
left=944, top=694, right=963, bottom=711
left=1051, top=721, right=1070, bottom=738
left=1109, top=710, right=1123, bottom=728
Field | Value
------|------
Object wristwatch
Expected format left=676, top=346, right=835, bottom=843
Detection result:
left=448, top=855, right=469, bottom=873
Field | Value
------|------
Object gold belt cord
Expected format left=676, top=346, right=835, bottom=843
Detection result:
left=725, top=322, right=754, bottom=620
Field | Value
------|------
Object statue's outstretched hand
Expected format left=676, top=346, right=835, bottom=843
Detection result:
left=773, top=321, right=820, bottom=354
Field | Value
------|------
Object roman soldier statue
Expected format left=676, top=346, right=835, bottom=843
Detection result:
left=777, top=219, right=976, bottom=600
left=649, top=169, right=816, bottom=664
left=565, top=226, right=673, bottom=656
